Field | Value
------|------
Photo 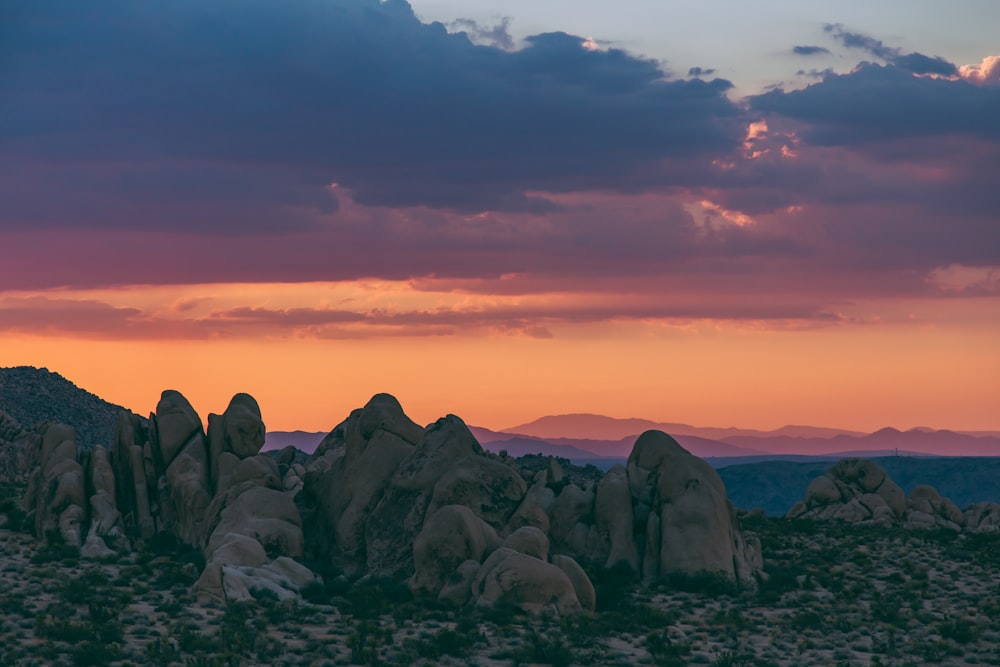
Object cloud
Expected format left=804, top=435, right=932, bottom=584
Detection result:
left=448, top=17, right=515, bottom=50
left=960, top=55, right=1000, bottom=85
left=751, top=63, right=1000, bottom=145
left=822, top=24, right=957, bottom=76
left=793, top=46, right=830, bottom=56
left=0, top=0, right=741, bottom=226
left=824, top=23, right=898, bottom=60
left=688, top=66, right=716, bottom=77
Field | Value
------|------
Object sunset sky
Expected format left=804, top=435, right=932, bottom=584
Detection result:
left=2, top=0, right=998, bottom=432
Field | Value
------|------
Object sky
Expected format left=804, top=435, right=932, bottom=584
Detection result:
left=1, top=0, right=998, bottom=433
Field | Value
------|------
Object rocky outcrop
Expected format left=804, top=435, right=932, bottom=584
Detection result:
left=18, top=390, right=763, bottom=614
left=302, top=394, right=422, bottom=574
left=624, top=430, right=761, bottom=585
left=787, top=458, right=983, bottom=533
left=22, top=424, right=87, bottom=546
left=964, top=502, right=1000, bottom=532
left=364, top=414, right=526, bottom=577
left=150, top=391, right=212, bottom=546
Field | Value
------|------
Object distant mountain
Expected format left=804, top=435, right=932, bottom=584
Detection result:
left=720, top=456, right=1000, bottom=516
left=470, top=425, right=765, bottom=460
left=262, top=430, right=328, bottom=454
left=0, top=366, right=133, bottom=449
left=721, top=428, right=1000, bottom=457
left=479, top=437, right=604, bottom=460
left=505, top=413, right=864, bottom=442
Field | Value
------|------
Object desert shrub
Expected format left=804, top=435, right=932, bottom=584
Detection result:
left=515, top=629, right=575, bottom=667
left=30, top=530, right=79, bottom=565
left=660, top=570, right=738, bottom=596
left=645, top=630, right=691, bottom=667
left=405, top=625, right=481, bottom=660
left=789, top=609, right=824, bottom=632
left=938, top=618, right=980, bottom=644
left=349, top=619, right=391, bottom=666
left=591, top=561, right=636, bottom=612
left=35, top=616, right=91, bottom=643
left=343, top=577, right=412, bottom=619
left=72, top=640, right=121, bottom=666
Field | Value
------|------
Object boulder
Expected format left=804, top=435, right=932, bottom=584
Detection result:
left=410, top=505, right=500, bottom=596
left=507, top=473, right=555, bottom=533
left=502, top=526, right=549, bottom=561
left=589, top=465, right=638, bottom=572
left=548, top=484, right=593, bottom=547
left=208, top=393, right=266, bottom=489
left=965, top=502, right=1000, bottom=532
left=302, top=394, right=420, bottom=574
left=365, top=414, right=526, bottom=577
left=25, top=424, right=87, bottom=546
left=438, top=560, right=481, bottom=605
left=627, top=431, right=741, bottom=580
left=474, top=549, right=583, bottom=615
left=150, top=390, right=203, bottom=470
left=551, top=554, right=596, bottom=612
left=205, top=485, right=304, bottom=560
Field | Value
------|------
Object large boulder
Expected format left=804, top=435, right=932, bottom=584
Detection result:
left=207, top=393, right=266, bottom=490
left=150, top=390, right=203, bottom=470
left=587, top=465, right=638, bottom=572
left=410, top=505, right=500, bottom=596
left=24, top=424, right=87, bottom=546
left=85, top=445, right=123, bottom=554
left=365, top=414, right=526, bottom=577
left=473, top=548, right=583, bottom=616
left=149, top=391, right=211, bottom=545
left=302, top=394, right=421, bottom=574
left=965, top=502, right=1000, bottom=533
left=205, top=484, right=304, bottom=560
left=627, top=430, right=749, bottom=581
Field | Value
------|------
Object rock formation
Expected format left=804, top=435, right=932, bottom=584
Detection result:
left=15, top=391, right=766, bottom=614
left=787, top=458, right=1000, bottom=533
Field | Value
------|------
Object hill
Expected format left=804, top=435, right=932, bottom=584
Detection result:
left=262, top=430, right=326, bottom=454
left=719, top=456, right=1000, bottom=516
left=0, top=366, right=132, bottom=449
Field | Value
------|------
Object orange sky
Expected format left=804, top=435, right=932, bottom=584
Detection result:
left=3, top=282, right=998, bottom=433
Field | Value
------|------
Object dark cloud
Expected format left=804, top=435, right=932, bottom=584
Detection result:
left=752, top=63, right=1000, bottom=145
left=824, top=23, right=899, bottom=60
left=688, top=66, right=716, bottom=77
left=823, top=24, right=958, bottom=77
left=0, top=0, right=740, bottom=227
left=793, top=46, right=830, bottom=56
left=893, top=52, right=958, bottom=76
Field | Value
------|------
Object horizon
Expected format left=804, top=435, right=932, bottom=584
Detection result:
left=3, top=364, right=998, bottom=437
left=2, top=1, right=998, bottom=434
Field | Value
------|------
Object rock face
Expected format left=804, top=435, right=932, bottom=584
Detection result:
left=787, top=458, right=981, bottom=533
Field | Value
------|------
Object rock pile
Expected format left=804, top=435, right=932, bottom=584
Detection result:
left=303, top=397, right=764, bottom=613
left=17, top=390, right=764, bottom=613
left=787, top=458, right=1000, bottom=532
left=20, top=390, right=313, bottom=602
